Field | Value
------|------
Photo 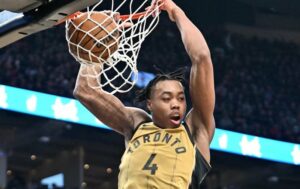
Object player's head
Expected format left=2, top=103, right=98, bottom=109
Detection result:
left=136, top=69, right=187, bottom=128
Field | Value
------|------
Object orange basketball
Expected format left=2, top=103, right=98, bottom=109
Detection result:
left=68, top=12, right=119, bottom=64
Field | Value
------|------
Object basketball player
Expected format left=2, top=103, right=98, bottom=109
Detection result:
left=73, top=0, right=215, bottom=188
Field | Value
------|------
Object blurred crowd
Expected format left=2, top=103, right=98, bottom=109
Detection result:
left=212, top=31, right=300, bottom=143
left=0, top=16, right=299, bottom=144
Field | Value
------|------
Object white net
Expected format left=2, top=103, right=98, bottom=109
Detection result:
left=65, top=0, right=162, bottom=94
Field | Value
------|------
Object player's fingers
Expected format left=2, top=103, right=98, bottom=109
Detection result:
left=102, top=10, right=120, bottom=22
left=120, top=22, right=133, bottom=29
left=145, top=0, right=163, bottom=17
left=112, top=12, right=121, bottom=22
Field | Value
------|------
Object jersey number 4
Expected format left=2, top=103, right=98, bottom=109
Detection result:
left=142, top=153, right=158, bottom=175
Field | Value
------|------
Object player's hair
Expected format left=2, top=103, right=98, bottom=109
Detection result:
left=136, top=68, right=186, bottom=102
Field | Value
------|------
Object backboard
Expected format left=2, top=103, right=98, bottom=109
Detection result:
left=0, top=0, right=99, bottom=48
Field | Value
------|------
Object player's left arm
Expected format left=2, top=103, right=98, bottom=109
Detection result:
left=162, top=0, right=215, bottom=163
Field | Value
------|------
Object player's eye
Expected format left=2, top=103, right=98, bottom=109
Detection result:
left=178, top=96, right=185, bottom=101
left=162, top=97, right=171, bottom=102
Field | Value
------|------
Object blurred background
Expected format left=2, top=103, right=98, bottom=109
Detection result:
left=0, top=0, right=300, bottom=189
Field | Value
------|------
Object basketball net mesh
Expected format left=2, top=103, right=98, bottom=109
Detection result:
left=65, top=0, right=162, bottom=94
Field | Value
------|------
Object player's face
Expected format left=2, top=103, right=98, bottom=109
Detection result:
left=147, top=80, right=187, bottom=128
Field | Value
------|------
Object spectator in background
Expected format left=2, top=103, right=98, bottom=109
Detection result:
left=0, top=14, right=299, bottom=143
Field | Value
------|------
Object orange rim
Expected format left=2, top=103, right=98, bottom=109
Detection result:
left=55, top=11, right=82, bottom=25
left=56, top=11, right=150, bottom=25
left=120, top=11, right=148, bottom=20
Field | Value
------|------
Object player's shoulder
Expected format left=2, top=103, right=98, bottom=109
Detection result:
left=124, top=107, right=152, bottom=136
left=126, top=107, right=151, bottom=121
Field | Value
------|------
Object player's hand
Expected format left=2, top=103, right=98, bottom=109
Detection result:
left=103, top=11, right=133, bottom=29
left=159, top=0, right=179, bottom=22
left=146, top=0, right=179, bottom=21
left=145, top=0, right=163, bottom=17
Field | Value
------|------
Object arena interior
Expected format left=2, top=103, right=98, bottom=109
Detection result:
left=0, top=0, right=299, bottom=189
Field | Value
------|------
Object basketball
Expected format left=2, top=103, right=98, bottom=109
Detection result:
left=68, top=11, right=119, bottom=64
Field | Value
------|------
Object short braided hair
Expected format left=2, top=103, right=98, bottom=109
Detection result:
left=136, top=68, right=186, bottom=102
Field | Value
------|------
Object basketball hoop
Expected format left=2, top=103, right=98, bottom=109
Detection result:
left=64, top=0, right=162, bottom=94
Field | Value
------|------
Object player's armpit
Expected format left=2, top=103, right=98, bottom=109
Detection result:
left=186, top=111, right=215, bottom=143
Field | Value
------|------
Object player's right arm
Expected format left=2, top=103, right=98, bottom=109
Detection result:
left=73, top=65, right=150, bottom=139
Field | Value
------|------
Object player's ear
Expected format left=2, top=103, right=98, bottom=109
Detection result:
left=147, top=99, right=152, bottom=112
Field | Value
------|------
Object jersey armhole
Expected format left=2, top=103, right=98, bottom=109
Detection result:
left=189, top=150, right=212, bottom=189
left=182, top=121, right=195, bottom=145
left=183, top=121, right=212, bottom=188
